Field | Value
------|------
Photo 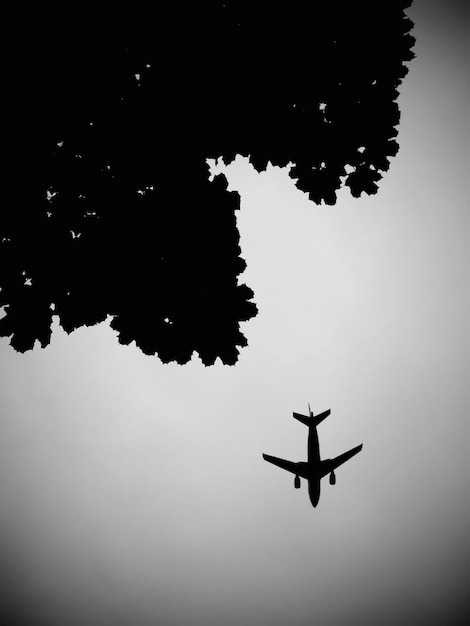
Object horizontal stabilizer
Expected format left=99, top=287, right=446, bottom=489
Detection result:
left=292, top=412, right=310, bottom=426
left=293, top=409, right=331, bottom=427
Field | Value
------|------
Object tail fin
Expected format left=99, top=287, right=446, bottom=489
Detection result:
left=293, top=406, right=331, bottom=427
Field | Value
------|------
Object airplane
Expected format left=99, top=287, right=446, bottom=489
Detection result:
left=263, top=404, right=362, bottom=508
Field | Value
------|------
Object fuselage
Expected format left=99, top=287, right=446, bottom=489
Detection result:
left=307, top=424, right=321, bottom=507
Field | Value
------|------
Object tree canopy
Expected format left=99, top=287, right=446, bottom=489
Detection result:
left=1, top=1, right=415, bottom=364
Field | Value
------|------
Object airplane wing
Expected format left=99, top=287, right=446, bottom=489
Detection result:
left=263, top=454, right=309, bottom=478
left=320, top=444, right=363, bottom=477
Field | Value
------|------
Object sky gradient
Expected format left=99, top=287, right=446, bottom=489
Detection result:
left=0, top=2, right=468, bottom=625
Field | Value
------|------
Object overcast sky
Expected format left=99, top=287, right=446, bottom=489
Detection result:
left=1, top=2, right=468, bottom=625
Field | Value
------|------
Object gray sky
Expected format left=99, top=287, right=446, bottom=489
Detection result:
left=1, top=2, right=468, bottom=625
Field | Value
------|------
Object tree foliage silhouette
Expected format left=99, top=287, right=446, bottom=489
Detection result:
left=1, top=1, right=414, bottom=365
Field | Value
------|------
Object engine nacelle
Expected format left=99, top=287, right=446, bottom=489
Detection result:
left=329, top=471, right=336, bottom=485
left=294, top=475, right=301, bottom=489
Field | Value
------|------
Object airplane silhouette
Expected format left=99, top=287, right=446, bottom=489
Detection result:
left=263, top=405, right=363, bottom=508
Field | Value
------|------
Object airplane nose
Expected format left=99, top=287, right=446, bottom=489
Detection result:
left=308, top=481, right=321, bottom=508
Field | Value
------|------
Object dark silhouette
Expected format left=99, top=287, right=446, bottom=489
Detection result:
left=1, top=2, right=414, bottom=364
left=263, top=404, right=363, bottom=507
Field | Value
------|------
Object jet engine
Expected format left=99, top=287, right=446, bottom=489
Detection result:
left=329, top=471, right=336, bottom=485
left=294, top=475, right=301, bottom=489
